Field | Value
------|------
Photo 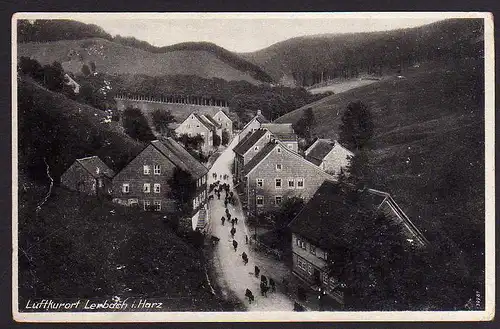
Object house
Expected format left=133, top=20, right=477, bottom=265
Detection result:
left=305, top=139, right=354, bottom=176
left=288, top=180, right=429, bottom=304
left=233, top=128, right=273, bottom=183
left=238, top=109, right=269, bottom=142
left=61, top=156, right=115, bottom=196
left=241, top=139, right=335, bottom=214
left=175, top=113, right=218, bottom=153
left=111, top=138, right=208, bottom=215
left=261, top=123, right=299, bottom=152
left=211, top=109, right=233, bottom=136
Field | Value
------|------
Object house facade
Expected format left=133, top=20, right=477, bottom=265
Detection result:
left=175, top=113, right=215, bottom=153
left=261, top=123, right=299, bottom=152
left=305, top=139, right=354, bottom=176
left=289, top=180, right=429, bottom=305
left=61, top=156, right=115, bottom=197
left=111, top=139, right=208, bottom=215
left=242, top=140, right=335, bottom=214
left=238, top=110, right=269, bottom=142
left=212, top=109, right=233, bottom=136
left=233, top=128, right=272, bottom=183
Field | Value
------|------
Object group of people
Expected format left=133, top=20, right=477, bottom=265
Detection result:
left=244, top=265, right=278, bottom=304
left=212, top=172, right=229, bottom=181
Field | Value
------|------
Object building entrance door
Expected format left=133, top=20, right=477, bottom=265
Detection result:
left=313, top=268, right=321, bottom=286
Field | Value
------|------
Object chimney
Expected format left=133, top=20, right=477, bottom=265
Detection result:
left=257, top=110, right=262, bottom=116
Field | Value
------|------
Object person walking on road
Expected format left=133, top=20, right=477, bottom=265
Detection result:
left=234, top=217, right=238, bottom=225
left=221, top=216, right=225, bottom=226
left=260, top=281, right=268, bottom=297
left=261, top=275, right=268, bottom=286
left=232, top=239, right=238, bottom=251
left=230, top=227, right=236, bottom=238
left=254, top=266, right=260, bottom=278
left=245, top=289, right=254, bottom=304
left=245, top=235, right=249, bottom=244
left=242, top=252, right=248, bottom=265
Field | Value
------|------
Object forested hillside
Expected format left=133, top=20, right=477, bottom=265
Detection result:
left=242, top=19, right=483, bottom=86
left=276, top=58, right=485, bottom=308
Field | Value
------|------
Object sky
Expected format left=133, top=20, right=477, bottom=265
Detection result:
left=75, top=14, right=444, bottom=53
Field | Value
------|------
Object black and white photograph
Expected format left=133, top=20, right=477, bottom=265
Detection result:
left=12, top=12, right=494, bottom=322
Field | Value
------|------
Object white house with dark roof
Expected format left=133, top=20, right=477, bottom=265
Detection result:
left=305, top=139, right=354, bottom=177
left=61, top=156, right=115, bottom=197
left=238, top=110, right=270, bottom=142
left=261, top=123, right=299, bottom=152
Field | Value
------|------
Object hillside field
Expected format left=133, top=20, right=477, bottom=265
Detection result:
left=276, top=59, right=485, bottom=290
left=18, top=38, right=263, bottom=85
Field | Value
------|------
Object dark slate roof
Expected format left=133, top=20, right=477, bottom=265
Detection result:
left=289, top=181, right=429, bottom=250
left=201, top=114, right=221, bottom=129
left=76, top=156, right=115, bottom=179
left=193, top=113, right=215, bottom=131
left=261, top=123, right=297, bottom=141
left=151, top=139, right=208, bottom=178
left=306, top=139, right=335, bottom=161
left=233, top=129, right=269, bottom=155
left=177, top=107, right=230, bottom=122
left=242, top=142, right=276, bottom=176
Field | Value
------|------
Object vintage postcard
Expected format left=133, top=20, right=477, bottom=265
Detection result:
left=12, top=12, right=495, bottom=322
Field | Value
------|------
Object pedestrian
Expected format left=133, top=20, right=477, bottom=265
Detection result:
left=230, top=227, right=236, bottom=238
left=227, top=212, right=231, bottom=222
left=221, top=216, right=225, bottom=226
left=224, top=199, right=228, bottom=208
left=254, top=266, right=260, bottom=278
left=234, top=217, right=238, bottom=225
left=245, top=235, right=249, bottom=244
left=260, top=281, right=268, bottom=297
left=261, top=275, right=267, bottom=286
left=232, top=239, right=238, bottom=251
left=242, top=252, right=248, bottom=265
left=217, top=192, right=220, bottom=200
left=245, top=289, right=254, bottom=304
left=269, top=278, right=276, bottom=292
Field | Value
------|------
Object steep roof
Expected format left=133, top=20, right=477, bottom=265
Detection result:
left=150, top=139, right=208, bottom=178
left=242, top=142, right=276, bottom=176
left=306, top=139, right=335, bottom=161
left=242, top=112, right=270, bottom=131
left=233, top=129, right=269, bottom=155
left=177, top=107, right=230, bottom=122
left=76, top=156, right=115, bottom=179
left=261, top=123, right=297, bottom=141
left=289, top=181, right=428, bottom=250
left=193, top=113, right=215, bottom=131
left=201, top=114, right=221, bottom=129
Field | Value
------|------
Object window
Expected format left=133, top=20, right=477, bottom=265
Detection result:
left=143, top=183, right=151, bottom=193
left=128, top=198, right=138, bottom=206
left=98, top=179, right=103, bottom=188
left=254, top=146, right=259, bottom=151
left=297, top=178, right=304, bottom=189
left=143, top=200, right=151, bottom=211
left=122, top=183, right=130, bottom=193
left=310, top=245, right=316, bottom=255
left=202, top=175, right=206, bottom=184
left=297, top=257, right=308, bottom=272
left=275, top=196, right=282, bottom=205
left=143, top=165, right=151, bottom=175
left=154, top=165, right=161, bottom=175
left=276, top=164, right=282, bottom=171
left=288, top=179, right=295, bottom=188
left=287, top=144, right=293, bottom=149
left=277, top=147, right=281, bottom=153
left=154, top=200, right=161, bottom=211
left=307, top=264, right=313, bottom=275
left=256, top=195, right=264, bottom=207
left=196, top=124, right=200, bottom=128
left=256, top=178, right=263, bottom=187
left=275, top=178, right=282, bottom=189
left=154, top=183, right=161, bottom=193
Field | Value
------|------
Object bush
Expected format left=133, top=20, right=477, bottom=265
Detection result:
left=213, top=133, right=221, bottom=148
left=151, top=109, right=175, bottom=136
left=221, top=130, right=230, bottom=146
left=122, top=107, right=156, bottom=142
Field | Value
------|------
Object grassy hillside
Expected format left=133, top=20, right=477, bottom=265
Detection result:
left=242, top=19, right=483, bottom=86
left=18, top=75, right=144, bottom=181
left=18, top=38, right=266, bottom=85
left=276, top=59, right=485, bottom=298
left=18, top=178, right=238, bottom=311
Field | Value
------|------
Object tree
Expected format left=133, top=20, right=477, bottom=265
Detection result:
left=293, top=107, right=316, bottom=140
left=89, top=61, right=96, bottom=72
left=339, top=101, right=374, bottom=151
left=177, top=134, right=204, bottom=151
left=81, top=64, right=91, bottom=76
left=213, top=133, right=221, bottom=148
left=122, top=107, right=155, bottom=142
left=151, top=110, right=175, bottom=136
left=345, top=148, right=373, bottom=189
left=167, top=167, right=197, bottom=214
left=43, top=61, right=65, bottom=92
left=221, top=130, right=230, bottom=146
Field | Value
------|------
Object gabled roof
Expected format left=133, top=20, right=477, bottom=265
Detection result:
left=201, top=114, right=222, bottom=129
left=242, top=140, right=335, bottom=178
left=193, top=113, right=215, bottom=131
left=150, top=139, right=208, bottom=178
left=261, top=123, right=296, bottom=140
left=242, top=112, right=269, bottom=131
left=305, top=139, right=335, bottom=160
left=177, top=107, right=230, bottom=123
left=76, top=156, right=115, bottom=179
left=233, top=129, right=269, bottom=155
left=289, top=181, right=429, bottom=250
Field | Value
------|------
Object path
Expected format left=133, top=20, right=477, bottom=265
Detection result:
left=207, top=137, right=295, bottom=311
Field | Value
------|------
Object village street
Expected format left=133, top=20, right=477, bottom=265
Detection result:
left=206, top=137, right=295, bottom=311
